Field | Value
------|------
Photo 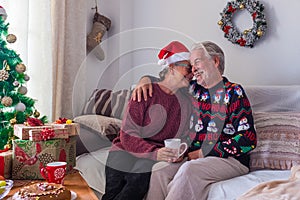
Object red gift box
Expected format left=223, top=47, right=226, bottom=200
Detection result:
left=0, top=149, right=13, bottom=178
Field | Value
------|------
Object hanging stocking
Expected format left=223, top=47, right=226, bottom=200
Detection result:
left=87, top=11, right=111, bottom=60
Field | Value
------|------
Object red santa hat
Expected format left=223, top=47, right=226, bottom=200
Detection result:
left=0, top=6, right=7, bottom=21
left=157, top=41, right=190, bottom=66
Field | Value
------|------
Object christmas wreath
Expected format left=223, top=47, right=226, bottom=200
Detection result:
left=218, top=0, right=267, bottom=48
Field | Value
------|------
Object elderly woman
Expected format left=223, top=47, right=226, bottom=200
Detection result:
left=102, top=41, right=193, bottom=200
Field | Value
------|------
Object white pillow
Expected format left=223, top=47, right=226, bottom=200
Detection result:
left=74, top=115, right=122, bottom=138
left=75, top=147, right=110, bottom=194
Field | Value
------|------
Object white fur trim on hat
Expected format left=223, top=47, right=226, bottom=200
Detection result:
left=165, top=52, right=190, bottom=65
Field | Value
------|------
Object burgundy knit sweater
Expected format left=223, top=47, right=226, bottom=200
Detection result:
left=111, top=83, right=192, bottom=160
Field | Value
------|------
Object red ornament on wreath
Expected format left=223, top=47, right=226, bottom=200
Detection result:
left=217, top=0, right=267, bottom=48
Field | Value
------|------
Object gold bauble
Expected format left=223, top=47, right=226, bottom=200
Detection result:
left=217, top=20, right=223, bottom=26
left=239, top=4, right=245, bottom=10
left=10, top=118, right=17, bottom=125
left=5, top=64, right=10, bottom=71
left=257, top=30, right=263, bottom=37
left=6, top=34, right=17, bottom=43
left=34, top=110, right=40, bottom=118
left=15, top=63, right=26, bottom=73
left=4, top=144, right=11, bottom=150
left=243, top=29, right=251, bottom=35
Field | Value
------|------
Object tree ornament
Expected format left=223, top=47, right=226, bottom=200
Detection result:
left=24, top=74, right=30, bottom=81
left=218, top=0, right=267, bottom=48
left=1, top=96, right=13, bottom=107
left=10, top=118, right=17, bottom=125
left=18, top=86, right=28, bottom=95
left=4, top=144, right=11, bottom=150
left=15, top=102, right=26, bottom=112
left=5, top=64, right=10, bottom=71
left=0, top=69, right=9, bottom=81
left=15, top=63, right=26, bottom=73
left=6, top=34, right=17, bottom=43
left=257, top=29, right=263, bottom=37
left=34, top=110, right=40, bottom=118
left=0, top=6, right=7, bottom=21
left=13, top=80, right=19, bottom=87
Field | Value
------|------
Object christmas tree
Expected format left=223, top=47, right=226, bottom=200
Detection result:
left=0, top=6, right=47, bottom=150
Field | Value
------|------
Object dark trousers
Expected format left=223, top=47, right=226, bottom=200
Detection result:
left=102, top=151, right=156, bottom=200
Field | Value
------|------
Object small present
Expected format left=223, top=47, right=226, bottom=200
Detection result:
left=0, top=150, right=13, bottom=178
left=29, top=128, right=69, bottom=141
left=12, top=136, right=76, bottom=180
left=52, top=123, right=80, bottom=136
left=14, top=124, right=53, bottom=140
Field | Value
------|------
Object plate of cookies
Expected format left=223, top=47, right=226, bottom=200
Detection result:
left=12, top=182, right=74, bottom=200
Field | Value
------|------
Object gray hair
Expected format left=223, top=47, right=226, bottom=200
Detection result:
left=191, top=41, right=225, bottom=75
left=159, top=67, right=169, bottom=80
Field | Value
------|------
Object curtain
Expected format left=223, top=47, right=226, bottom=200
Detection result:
left=51, top=0, right=86, bottom=120
left=1, top=0, right=87, bottom=121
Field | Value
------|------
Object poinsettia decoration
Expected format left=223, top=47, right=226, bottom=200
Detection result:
left=25, top=117, right=44, bottom=126
left=218, top=0, right=267, bottom=48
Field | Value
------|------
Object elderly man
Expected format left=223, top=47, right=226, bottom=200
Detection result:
left=133, top=41, right=257, bottom=200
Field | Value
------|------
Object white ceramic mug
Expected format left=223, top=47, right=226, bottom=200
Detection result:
left=164, top=138, right=188, bottom=158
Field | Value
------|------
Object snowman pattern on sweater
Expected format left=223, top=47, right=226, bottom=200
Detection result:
left=188, top=77, right=257, bottom=165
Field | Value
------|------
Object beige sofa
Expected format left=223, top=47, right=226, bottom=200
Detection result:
left=74, top=85, right=300, bottom=199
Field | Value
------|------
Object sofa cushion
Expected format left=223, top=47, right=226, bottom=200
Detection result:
left=74, top=115, right=122, bottom=140
left=250, top=112, right=300, bottom=171
left=82, top=89, right=131, bottom=120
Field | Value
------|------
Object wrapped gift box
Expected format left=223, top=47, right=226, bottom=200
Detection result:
left=14, top=124, right=53, bottom=140
left=12, top=136, right=76, bottom=180
left=51, top=123, right=80, bottom=136
left=29, top=128, right=69, bottom=141
left=0, top=150, right=13, bottom=178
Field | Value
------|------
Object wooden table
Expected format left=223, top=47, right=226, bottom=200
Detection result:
left=4, top=170, right=99, bottom=200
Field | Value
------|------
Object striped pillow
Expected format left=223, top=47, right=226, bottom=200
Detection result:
left=250, top=112, right=300, bottom=171
left=83, top=89, right=131, bottom=119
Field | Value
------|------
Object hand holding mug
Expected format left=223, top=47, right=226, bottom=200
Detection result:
left=40, top=161, right=67, bottom=184
left=164, top=138, right=188, bottom=159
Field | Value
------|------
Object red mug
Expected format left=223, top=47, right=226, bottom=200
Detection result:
left=40, top=161, right=67, bottom=184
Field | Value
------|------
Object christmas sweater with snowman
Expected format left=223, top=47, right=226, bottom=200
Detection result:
left=189, top=77, right=257, bottom=168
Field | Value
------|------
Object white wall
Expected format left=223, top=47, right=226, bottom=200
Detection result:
left=84, top=0, right=300, bottom=94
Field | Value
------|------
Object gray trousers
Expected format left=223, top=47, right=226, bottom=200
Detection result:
left=145, top=157, right=249, bottom=200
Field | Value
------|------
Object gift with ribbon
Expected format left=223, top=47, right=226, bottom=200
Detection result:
left=0, top=149, right=13, bottom=178
left=29, top=128, right=69, bottom=142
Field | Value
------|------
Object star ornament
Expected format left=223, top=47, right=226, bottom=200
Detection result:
left=93, top=32, right=103, bottom=43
